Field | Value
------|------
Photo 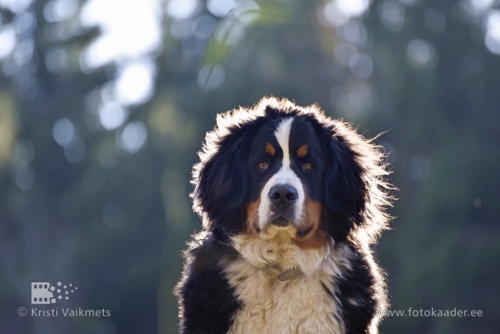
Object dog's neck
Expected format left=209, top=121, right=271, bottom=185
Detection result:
left=229, top=232, right=332, bottom=278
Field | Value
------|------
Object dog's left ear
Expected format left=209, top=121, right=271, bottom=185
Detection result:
left=192, top=129, right=250, bottom=220
left=321, top=124, right=368, bottom=241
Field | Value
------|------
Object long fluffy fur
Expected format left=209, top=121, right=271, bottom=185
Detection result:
left=176, top=97, right=394, bottom=334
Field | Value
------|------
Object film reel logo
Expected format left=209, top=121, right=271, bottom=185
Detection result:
left=31, top=282, right=78, bottom=304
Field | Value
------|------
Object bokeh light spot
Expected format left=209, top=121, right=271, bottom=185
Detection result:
left=53, top=118, right=75, bottom=146
left=379, top=1, right=405, bottom=32
left=44, top=0, right=79, bottom=23
left=198, top=65, right=225, bottom=90
left=193, top=15, right=218, bottom=40
left=349, top=52, right=373, bottom=78
left=207, top=0, right=238, bottom=18
left=0, top=0, right=34, bottom=13
left=115, top=59, right=155, bottom=106
left=407, top=39, right=439, bottom=68
left=485, top=11, right=500, bottom=55
left=166, top=0, right=200, bottom=19
left=334, top=43, right=357, bottom=67
left=336, top=0, right=369, bottom=18
left=0, top=26, right=17, bottom=60
left=13, top=12, right=37, bottom=36
left=338, top=20, right=367, bottom=45
left=117, top=121, right=148, bottom=154
left=13, top=37, right=34, bottom=67
left=99, top=102, right=128, bottom=131
left=15, top=165, right=35, bottom=190
left=80, top=0, right=161, bottom=69
left=64, top=138, right=86, bottom=164
left=169, top=18, right=194, bottom=39
left=14, top=139, right=35, bottom=165
left=470, top=0, right=494, bottom=12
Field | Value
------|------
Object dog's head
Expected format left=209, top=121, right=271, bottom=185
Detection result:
left=192, top=97, right=392, bottom=247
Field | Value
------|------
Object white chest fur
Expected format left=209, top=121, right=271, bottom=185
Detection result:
left=224, top=235, right=352, bottom=334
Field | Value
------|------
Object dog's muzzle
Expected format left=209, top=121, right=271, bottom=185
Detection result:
left=268, top=184, right=298, bottom=227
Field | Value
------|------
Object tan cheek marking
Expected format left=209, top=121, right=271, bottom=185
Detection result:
left=297, top=144, right=308, bottom=158
left=245, top=200, right=261, bottom=236
left=265, top=142, right=276, bottom=156
left=294, top=200, right=328, bottom=250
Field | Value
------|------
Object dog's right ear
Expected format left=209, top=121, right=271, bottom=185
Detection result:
left=192, top=129, right=250, bottom=220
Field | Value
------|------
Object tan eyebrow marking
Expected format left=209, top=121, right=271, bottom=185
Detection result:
left=265, top=142, right=276, bottom=156
left=297, top=144, right=308, bottom=158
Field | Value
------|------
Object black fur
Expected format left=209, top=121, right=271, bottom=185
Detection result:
left=176, top=97, right=393, bottom=333
left=336, top=246, right=379, bottom=333
left=176, top=233, right=240, bottom=334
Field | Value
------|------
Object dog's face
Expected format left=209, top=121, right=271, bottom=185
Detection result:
left=193, top=99, right=389, bottom=247
left=246, top=117, right=326, bottom=242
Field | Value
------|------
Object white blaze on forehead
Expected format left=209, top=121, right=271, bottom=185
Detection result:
left=275, top=118, right=294, bottom=167
left=257, top=117, right=305, bottom=230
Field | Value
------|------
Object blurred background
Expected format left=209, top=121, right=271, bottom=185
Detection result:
left=0, top=0, right=498, bottom=333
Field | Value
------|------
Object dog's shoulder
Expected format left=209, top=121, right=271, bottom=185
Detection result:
left=176, top=231, right=240, bottom=334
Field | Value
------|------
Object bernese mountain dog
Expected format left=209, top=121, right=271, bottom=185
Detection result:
left=175, top=97, right=394, bottom=334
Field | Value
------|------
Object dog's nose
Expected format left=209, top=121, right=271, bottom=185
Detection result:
left=269, top=184, right=298, bottom=208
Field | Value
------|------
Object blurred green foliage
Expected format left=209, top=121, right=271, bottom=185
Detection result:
left=0, top=0, right=499, bottom=333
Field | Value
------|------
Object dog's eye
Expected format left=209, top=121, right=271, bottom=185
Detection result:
left=258, top=162, right=268, bottom=170
left=302, top=162, right=312, bottom=171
